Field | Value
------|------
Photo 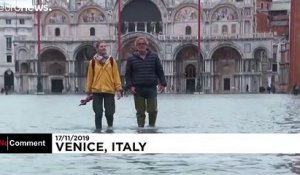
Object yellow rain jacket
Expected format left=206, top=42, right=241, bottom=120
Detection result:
left=85, top=57, right=122, bottom=94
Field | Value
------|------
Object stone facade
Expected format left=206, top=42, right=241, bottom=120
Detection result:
left=0, top=10, right=33, bottom=93
left=10, top=0, right=279, bottom=94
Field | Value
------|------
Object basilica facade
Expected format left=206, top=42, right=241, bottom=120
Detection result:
left=13, top=0, right=277, bottom=94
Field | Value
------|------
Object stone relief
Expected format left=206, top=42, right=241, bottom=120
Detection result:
left=212, top=7, right=238, bottom=21
left=79, top=8, right=105, bottom=23
left=50, top=0, right=68, bottom=8
left=47, top=11, right=68, bottom=24
left=19, top=50, right=28, bottom=60
left=175, top=7, right=198, bottom=22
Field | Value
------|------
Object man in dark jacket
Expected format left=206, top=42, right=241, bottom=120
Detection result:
left=125, top=36, right=167, bottom=129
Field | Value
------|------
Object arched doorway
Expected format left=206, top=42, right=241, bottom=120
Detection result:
left=185, top=64, right=196, bottom=92
left=254, top=48, right=269, bottom=90
left=211, top=46, right=242, bottom=93
left=40, top=49, right=66, bottom=93
left=175, top=45, right=203, bottom=93
left=121, top=0, right=162, bottom=34
left=4, top=70, right=14, bottom=92
left=75, top=45, right=96, bottom=92
left=20, top=63, right=29, bottom=93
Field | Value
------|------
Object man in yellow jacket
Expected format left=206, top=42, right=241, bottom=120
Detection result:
left=86, top=41, right=122, bottom=133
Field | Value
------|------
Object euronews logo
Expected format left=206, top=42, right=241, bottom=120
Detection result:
left=0, top=0, right=52, bottom=12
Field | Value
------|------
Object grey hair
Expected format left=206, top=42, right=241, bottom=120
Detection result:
left=134, top=36, right=149, bottom=47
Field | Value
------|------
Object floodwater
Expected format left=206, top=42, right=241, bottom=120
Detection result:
left=0, top=94, right=300, bottom=174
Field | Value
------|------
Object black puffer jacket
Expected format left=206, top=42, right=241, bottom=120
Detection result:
left=125, top=50, right=167, bottom=88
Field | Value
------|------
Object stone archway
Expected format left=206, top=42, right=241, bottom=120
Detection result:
left=254, top=48, right=269, bottom=91
left=74, top=45, right=96, bottom=92
left=40, top=49, right=67, bottom=93
left=121, top=0, right=162, bottom=34
left=185, top=64, right=196, bottom=92
left=4, top=70, right=14, bottom=92
left=175, top=45, right=203, bottom=93
left=211, top=46, right=242, bottom=93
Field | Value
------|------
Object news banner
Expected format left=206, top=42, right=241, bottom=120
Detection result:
left=1, top=133, right=300, bottom=154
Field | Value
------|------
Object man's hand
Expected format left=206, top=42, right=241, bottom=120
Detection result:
left=129, top=86, right=136, bottom=94
left=157, top=84, right=165, bottom=93
left=115, top=91, right=122, bottom=100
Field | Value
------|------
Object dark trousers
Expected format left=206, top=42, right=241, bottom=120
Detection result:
left=92, top=93, right=115, bottom=129
left=134, top=86, right=157, bottom=127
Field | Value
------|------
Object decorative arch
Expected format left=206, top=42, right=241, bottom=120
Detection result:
left=253, top=46, right=269, bottom=59
left=208, top=43, right=243, bottom=59
left=253, top=47, right=269, bottom=88
left=176, top=46, right=198, bottom=61
left=210, top=5, right=239, bottom=21
left=74, top=44, right=96, bottom=79
left=174, top=44, right=204, bottom=93
left=17, top=49, right=29, bottom=60
left=253, top=47, right=268, bottom=72
left=210, top=45, right=243, bottom=93
left=121, top=0, right=168, bottom=22
left=173, top=5, right=203, bottom=22
left=173, top=43, right=205, bottom=60
left=44, top=8, right=70, bottom=24
left=121, top=33, right=162, bottom=58
left=73, top=44, right=96, bottom=61
left=40, top=48, right=67, bottom=76
left=4, top=69, right=14, bottom=91
left=77, top=7, right=106, bottom=23
left=120, top=0, right=163, bottom=34
left=40, top=46, right=68, bottom=60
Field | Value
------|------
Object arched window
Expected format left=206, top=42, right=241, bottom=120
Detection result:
left=55, top=28, right=60, bottom=36
left=185, top=26, right=191, bottom=35
left=254, top=49, right=267, bottom=72
left=90, top=27, right=95, bottom=36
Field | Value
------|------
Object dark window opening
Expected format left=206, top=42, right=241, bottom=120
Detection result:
left=90, top=27, right=95, bottom=36
left=186, top=26, right=192, bottom=35
left=272, top=64, right=277, bottom=72
left=55, top=28, right=60, bottom=36
left=7, top=55, right=12, bottom=63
